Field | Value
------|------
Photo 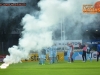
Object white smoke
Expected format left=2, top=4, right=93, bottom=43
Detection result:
left=54, top=0, right=98, bottom=39
left=0, top=0, right=98, bottom=67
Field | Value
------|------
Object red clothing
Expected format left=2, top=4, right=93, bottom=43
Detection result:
left=71, top=45, right=74, bottom=52
left=71, top=45, right=74, bottom=50
left=83, top=46, right=87, bottom=51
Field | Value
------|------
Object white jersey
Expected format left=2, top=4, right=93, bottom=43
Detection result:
left=67, top=46, right=72, bottom=52
left=67, top=46, right=72, bottom=57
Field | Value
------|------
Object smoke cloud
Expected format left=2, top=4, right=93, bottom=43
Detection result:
left=1, top=0, right=99, bottom=65
left=53, top=0, right=98, bottom=40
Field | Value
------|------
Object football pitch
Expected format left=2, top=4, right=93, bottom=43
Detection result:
left=0, top=60, right=100, bottom=75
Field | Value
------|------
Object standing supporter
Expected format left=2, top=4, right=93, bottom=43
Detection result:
left=38, top=49, right=45, bottom=65
left=52, top=44, right=57, bottom=63
left=38, top=51, right=42, bottom=65
left=82, top=44, right=87, bottom=62
left=49, top=47, right=53, bottom=64
left=97, top=42, right=100, bottom=62
left=78, top=42, right=82, bottom=49
left=67, top=43, right=72, bottom=63
left=86, top=44, right=92, bottom=62
left=70, top=43, right=74, bottom=62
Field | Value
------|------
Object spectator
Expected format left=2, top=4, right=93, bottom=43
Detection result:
left=52, top=44, right=57, bottom=63
left=97, top=42, right=100, bottom=62
left=86, top=44, right=92, bottom=62
left=38, top=49, right=45, bottom=65
left=67, top=43, right=72, bottom=63
left=70, top=43, right=74, bottom=62
left=78, top=42, right=82, bottom=49
left=48, top=47, right=53, bottom=64
left=82, top=44, right=87, bottom=62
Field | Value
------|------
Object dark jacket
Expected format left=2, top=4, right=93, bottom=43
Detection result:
left=97, top=44, right=100, bottom=52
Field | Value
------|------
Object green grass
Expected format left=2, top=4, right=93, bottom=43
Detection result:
left=0, top=60, right=100, bottom=75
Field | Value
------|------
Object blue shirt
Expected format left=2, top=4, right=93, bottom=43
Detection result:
left=49, top=47, right=53, bottom=57
left=97, top=44, right=100, bottom=52
left=52, top=46, right=57, bottom=57
left=87, top=47, right=90, bottom=54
